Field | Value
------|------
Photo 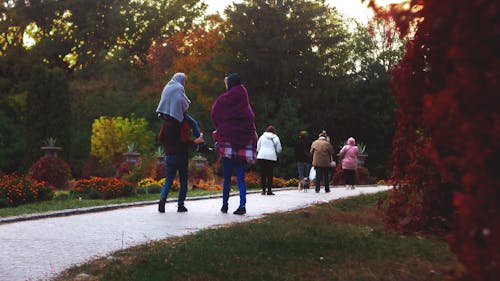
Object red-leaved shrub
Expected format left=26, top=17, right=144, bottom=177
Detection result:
left=371, top=0, right=499, bottom=279
left=28, top=156, right=72, bottom=189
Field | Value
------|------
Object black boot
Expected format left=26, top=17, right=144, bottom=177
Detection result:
left=221, top=205, right=228, bottom=213
left=177, top=205, right=188, bottom=212
left=158, top=198, right=166, bottom=213
left=233, top=207, right=246, bottom=215
left=261, top=188, right=266, bottom=195
left=267, top=189, right=275, bottom=195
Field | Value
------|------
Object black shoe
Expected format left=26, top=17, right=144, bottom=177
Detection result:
left=261, top=190, right=266, bottom=195
left=158, top=199, right=166, bottom=213
left=233, top=207, right=246, bottom=215
left=267, top=191, right=275, bottom=195
left=197, top=143, right=213, bottom=153
left=177, top=205, right=188, bottom=212
left=325, top=188, right=331, bottom=193
left=221, top=205, right=228, bottom=213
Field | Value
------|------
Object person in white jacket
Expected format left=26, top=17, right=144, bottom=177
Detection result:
left=256, top=126, right=282, bottom=195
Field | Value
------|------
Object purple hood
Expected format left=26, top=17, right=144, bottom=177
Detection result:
left=211, top=84, right=257, bottom=148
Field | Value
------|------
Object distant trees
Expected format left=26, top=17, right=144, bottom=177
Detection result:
left=1, top=0, right=206, bottom=70
left=0, top=0, right=206, bottom=173
left=0, top=0, right=404, bottom=179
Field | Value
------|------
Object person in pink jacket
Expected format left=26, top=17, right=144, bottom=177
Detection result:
left=338, top=137, right=359, bottom=189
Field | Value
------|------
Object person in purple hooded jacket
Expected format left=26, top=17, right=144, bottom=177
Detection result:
left=211, top=73, right=257, bottom=215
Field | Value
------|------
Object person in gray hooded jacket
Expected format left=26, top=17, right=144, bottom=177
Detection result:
left=256, top=125, right=282, bottom=195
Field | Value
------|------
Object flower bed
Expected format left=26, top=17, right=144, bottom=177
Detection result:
left=230, top=171, right=288, bottom=189
left=0, top=174, right=54, bottom=207
left=72, top=177, right=134, bottom=199
left=137, top=177, right=177, bottom=192
left=285, top=178, right=299, bottom=187
left=191, top=179, right=222, bottom=191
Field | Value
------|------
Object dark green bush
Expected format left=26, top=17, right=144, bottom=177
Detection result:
left=147, top=184, right=161, bottom=194
left=137, top=187, right=148, bottom=194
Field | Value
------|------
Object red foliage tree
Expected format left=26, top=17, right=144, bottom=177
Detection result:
left=145, top=15, right=226, bottom=111
left=370, top=0, right=499, bottom=279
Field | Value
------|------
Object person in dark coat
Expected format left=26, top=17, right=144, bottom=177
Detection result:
left=295, top=130, right=312, bottom=182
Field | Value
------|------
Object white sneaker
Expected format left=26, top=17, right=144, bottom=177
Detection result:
left=345, top=185, right=349, bottom=190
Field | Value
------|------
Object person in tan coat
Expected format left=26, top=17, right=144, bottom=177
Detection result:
left=310, top=130, right=334, bottom=193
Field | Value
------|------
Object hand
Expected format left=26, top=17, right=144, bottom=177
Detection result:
left=193, top=136, right=204, bottom=145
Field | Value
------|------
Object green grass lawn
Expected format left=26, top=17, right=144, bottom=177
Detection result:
left=54, top=192, right=456, bottom=281
left=0, top=189, right=220, bottom=218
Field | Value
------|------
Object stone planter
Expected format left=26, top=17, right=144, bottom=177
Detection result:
left=123, top=152, right=140, bottom=165
left=357, top=154, right=368, bottom=167
left=41, top=146, right=62, bottom=158
left=192, top=156, right=208, bottom=168
left=157, top=156, right=165, bottom=165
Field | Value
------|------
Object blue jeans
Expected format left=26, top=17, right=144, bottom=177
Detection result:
left=297, top=161, right=311, bottom=180
left=160, top=154, right=188, bottom=206
left=183, top=114, right=201, bottom=138
left=222, top=157, right=247, bottom=208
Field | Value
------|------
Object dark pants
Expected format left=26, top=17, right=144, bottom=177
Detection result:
left=160, top=154, right=189, bottom=206
left=343, top=169, right=356, bottom=185
left=297, top=161, right=311, bottom=181
left=315, top=167, right=330, bottom=192
left=258, top=159, right=276, bottom=192
left=222, top=157, right=247, bottom=208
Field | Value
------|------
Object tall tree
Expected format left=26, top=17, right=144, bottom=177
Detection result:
left=146, top=14, right=228, bottom=145
left=0, top=109, right=25, bottom=173
left=25, top=65, right=71, bottom=164
left=223, top=0, right=348, bottom=125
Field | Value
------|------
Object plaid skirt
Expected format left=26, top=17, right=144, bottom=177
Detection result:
left=215, top=141, right=256, bottom=162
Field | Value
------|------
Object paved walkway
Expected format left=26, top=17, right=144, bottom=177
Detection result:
left=0, top=185, right=390, bottom=281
